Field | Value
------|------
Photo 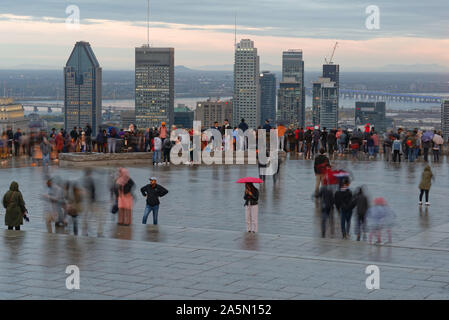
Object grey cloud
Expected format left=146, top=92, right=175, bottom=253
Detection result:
left=0, top=0, right=447, bottom=39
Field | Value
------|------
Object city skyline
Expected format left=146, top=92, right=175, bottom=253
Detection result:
left=0, top=1, right=448, bottom=71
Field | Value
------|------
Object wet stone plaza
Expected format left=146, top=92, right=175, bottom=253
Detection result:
left=1, top=156, right=449, bottom=300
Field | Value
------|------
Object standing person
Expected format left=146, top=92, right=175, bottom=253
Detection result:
left=327, top=130, right=336, bottom=158
left=320, top=127, right=328, bottom=152
left=141, top=177, right=168, bottom=225
left=295, top=127, right=303, bottom=154
left=316, top=185, right=334, bottom=238
left=422, top=136, right=432, bottom=162
left=286, top=125, right=296, bottom=153
left=244, top=182, right=259, bottom=233
left=158, top=122, right=168, bottom=144
left=85, top=124, right=92, bottom=152
left=384, top=134, right=393, bottom=162
left=304, top=129, right=313, bottom=160
left=70, top=127, right=78, bottom=141
left=13, top=128, right=22, bottom=157
left=96, top=129, right=106, bottom=153
left=108, top=127, right=117, bottom=153
left=314, top=149, right=330, bottom=195
left=277, top=123, right=286, bottom=151
left=418, top=165, right=433, bottom=206
left=115, top=168, right=135, bottom=226
left=312, top=127, right=320, bottom=155
left=162, top=138, right=172, bottom=165
left=40, top=137, right=51, bottom=167
left=334, top=178, right=355, bottom=239
left=55, top=131, right=64, bottom=154
left=3, top=181, right=27, bottom=230
left=392, top=138, right=402, bottom=163
left=353, top=186, right=369, bottom=241
left=153, top=133, right=162, bottom=165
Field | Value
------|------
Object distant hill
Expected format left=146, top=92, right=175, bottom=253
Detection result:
left=378, top=64, right=449, bottom=73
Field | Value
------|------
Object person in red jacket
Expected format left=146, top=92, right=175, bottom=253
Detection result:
left=55, top=132, right=64, bottom=153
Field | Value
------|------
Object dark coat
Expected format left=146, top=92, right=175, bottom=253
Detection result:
left=244, top=185, right=259, bottom=206
left=141, top=184, right=168, bottom=206
left=334, top=189, right=355, bottom=213
left=3, top=182, right=26, bottom=227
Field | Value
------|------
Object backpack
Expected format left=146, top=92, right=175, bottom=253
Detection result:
left=393, top=140, right=401, bottom=151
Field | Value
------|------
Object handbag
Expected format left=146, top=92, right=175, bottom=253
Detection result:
left=111, top=200, right=118, bottom=214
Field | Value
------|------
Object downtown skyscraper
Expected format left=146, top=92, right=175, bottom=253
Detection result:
left=233, top=39, right=260, bottom=128
left=64, top=41, right=102, bottom=135
left=135, top=46, right=174, bottom=129
left=259, top=71, right=276, bottom=125
left=277, top=49, right=305, bottom=127
left=312, top=63, right=339, bottom=129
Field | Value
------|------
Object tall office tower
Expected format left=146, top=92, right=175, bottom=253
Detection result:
left=442, top=100, right=449, bottom=140
left=312, top=77, right=338, bottom=129
left=277, top=49, right=305, bottom=127
left=135, top=46, right=174, bottom=129
left=259, top=71, right=276, bottom=124
left=64, top=41, right=102, bottom=135
left=233, top=39, right=260, bottom=128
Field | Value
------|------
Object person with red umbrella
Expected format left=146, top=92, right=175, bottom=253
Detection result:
left=236, top=177, right=262, bottom=233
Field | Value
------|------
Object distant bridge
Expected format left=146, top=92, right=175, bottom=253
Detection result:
left=339, top=89, right=444, bottom=103
left=305, top=88, right=445, bottom=103
left=22, top=103, right=127, bottom=113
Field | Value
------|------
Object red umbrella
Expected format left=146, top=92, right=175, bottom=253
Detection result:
left=235, top=177, right=264, bottom=183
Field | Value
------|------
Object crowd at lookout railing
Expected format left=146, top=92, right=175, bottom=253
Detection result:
left=0, top=118, right=447, bottom=166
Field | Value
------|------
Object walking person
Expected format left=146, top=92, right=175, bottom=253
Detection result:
left=316, top=185, right=334, bottom=238
left=353, top=186, right=369, bottom=241
left=141, top=177, right=168, bottom=225
left=244, top=182, right=259, bottom=233
left=115, top=168, right=135, bottom=226
left=384, top=134, right=393, bottom=162
left=66, top=183, right=82, bottom=236
left=3, top=181, right=27, bottom=230
left=314, top=149, right=330, bottom=195
left=334, top=177, right=355, bottom=239
left=418, top=165, right=433, bottom=206
left=367, top=197, right=395, bottom=245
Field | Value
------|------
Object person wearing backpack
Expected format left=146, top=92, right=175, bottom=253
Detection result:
left=392, top=138, right=402, bottom=163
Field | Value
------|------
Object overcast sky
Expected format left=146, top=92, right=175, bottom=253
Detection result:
left=0, top=0, right=448, bottom=70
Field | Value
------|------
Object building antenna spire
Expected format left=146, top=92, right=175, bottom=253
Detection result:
left=147, top=0, right=150, bottom=47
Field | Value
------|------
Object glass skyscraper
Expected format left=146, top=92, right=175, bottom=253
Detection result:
left=135, top=46, right=174, bottom=129
left=277, top=49, right=305, bottom=127
left=259, top=71, right=276, bottom=125
left=64, top=41, right=102, bottom=135
left=312, top=77, right=338, bottom=129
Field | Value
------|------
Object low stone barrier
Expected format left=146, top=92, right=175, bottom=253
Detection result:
left=58, top=151, right=287, bottom=167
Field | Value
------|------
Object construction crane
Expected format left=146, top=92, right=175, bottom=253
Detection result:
left=324, top=42, right=338, bottom=64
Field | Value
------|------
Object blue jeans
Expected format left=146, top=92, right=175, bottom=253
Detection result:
left=153, top=150, right=161, bottom=164
left=143, top=205, right=159, bottom=224
left=42, top=153, right=50, bottom=166
left=340, top=209, right=353, bottom=237
left=368, top=146, right=374, bottom=156
left=408, top=148, right=415, bottom=162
